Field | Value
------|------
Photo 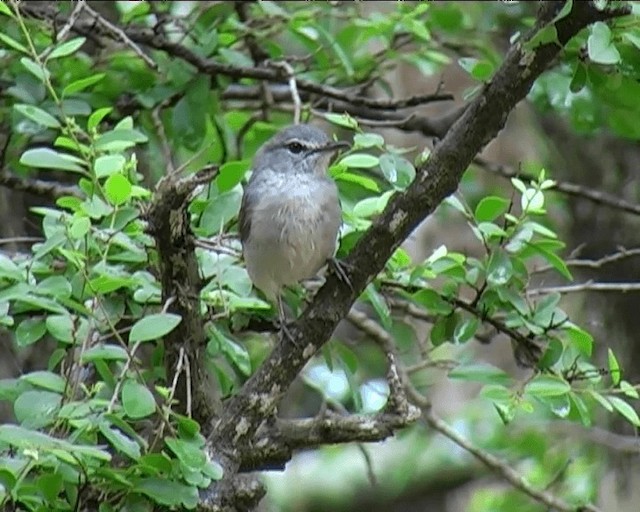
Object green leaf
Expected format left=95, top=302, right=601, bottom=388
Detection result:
left=202, top=460, right=224, bottom=480
left=37, top=275, right=72, bottom=297
left=46, top=314, right=75, bottom=343
left=20, top=57, right=50, bottom=83
left=620, top=380, right=639, bottom=399
left=588, top=22, right=621, bottom=65
left=210, top=328, right=251, bottom=376
left=363, top=284, right=391, bottom=329
left=129, top=313, right=182, bottom=343
left=412, top=288, right=452, bottom=315
left=474, top=196, right=510, bottom=222
left=521, top=188, right=545, bottom=213
left=20, top=148, right=85, bottom=173
left=0, top=254, right=22, bottom=281
left=379, top=153, right=415, bottom=189
left=15, top=318, right=47, bottom=347
left=524, top=241, right=572, bottom=280
left=48, top=37, right=86, bottom=59
left=569, top=392, right=592, bottom=426
left=81, top=345, right=129, bottom=363
left=63, top=73, right=106, bottom=96
left=133, top=477, right=199, bottom=508
left=332, top=169, right=380, bottom=192
left=20, top=371, right=66, bottom=393
left=198, top=188, right=242, bottom=236
left=430, top=313, right=458, bottom=346
left=94, top=154, right=126, bottom=178
left=475, top=222, right=507, bottom=240
left=0, top=424, right=110, bottom=461
left=69, top=216, right=91, bottom=239
left=323, top=112, right=358, bottom=130
left=453, top=317, right=480, bottom=344
left=104, top=174, right=132, bottom=206
left=37, top=473, right=63, bottom=503
left=352, top=190, right=393, bottom=219
left=588, top=389, right=613, bottom=412
left=608, top=348, right=621, bottom=385
left=523, top=24, right=559, bottom=51
left=458, top=57, right=494, bottom=81
left=14, top=390, right=61, bottom=428
left=525, top=375, right=571, bottom=397
left=449, top=363, right=512, bottom=385
left=570, top=63, right=587, bottom=93
left=609, top=396, right=640, bottom=427
left=88, top=107, right=112, bottom=131
left=165, top=437, right=206, bottom=469
left=95, top=129, right=148, bottom=151
left=486, top=250, right=513, bottom=286
left=353, top=132, right=384, bottom=149
left=0, top=2, right=14, bottom=17
left=339, top=153, right=380, bottom=169
left=0, top=32, right=28, bottom=54
left=217, top=161, right=248, bottom=193
left=99, top=422, right=141, bottom=460
left=547, top=394, right=571, bottom=418
left=122, top=380, right=156, bottom=419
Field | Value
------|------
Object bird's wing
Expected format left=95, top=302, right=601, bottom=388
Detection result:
left=238, top=180, right=256, bottom=244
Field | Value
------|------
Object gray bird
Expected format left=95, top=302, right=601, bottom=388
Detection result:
left=238, top=124, right=349, bottom=339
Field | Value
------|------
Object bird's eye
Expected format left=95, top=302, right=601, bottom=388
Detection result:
left=286, top=142, right=305, bottom=154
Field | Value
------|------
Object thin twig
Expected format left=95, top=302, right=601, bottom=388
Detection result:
left=423, top=409, right=601, bottom=512
left=108, top=340, right=143, bottom=413
left=151, top=102, right=175, bottom=175
left=54, top=0, right=85, bottom=43
left=475, top=157, right=640, bottom=218
left=82, top=3, right=158, bottom=70
left=529, top=281, right=640, bottom=296
left=0, top=236, right=43, bottom=245
left=347, top=303, right=598, bottom=512
left=533, top=247, right=640, bottom=274
left=269, top=61, right=301, bottom=124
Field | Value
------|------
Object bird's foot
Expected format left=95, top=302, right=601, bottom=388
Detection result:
left=327, top=257, right=353, bottom=291
left=278, top=319, right=300, bottom=346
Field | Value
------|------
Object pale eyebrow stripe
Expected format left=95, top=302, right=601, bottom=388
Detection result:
left=283, top=138, right=320, bottom=149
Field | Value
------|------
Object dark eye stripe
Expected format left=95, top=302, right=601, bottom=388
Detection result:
left=286, top=141, right=306, bottom=154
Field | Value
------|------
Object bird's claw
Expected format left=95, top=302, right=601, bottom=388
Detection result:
left=328, top=257, right=353, bottom=291
left=278, top=319, right=301, bottom=347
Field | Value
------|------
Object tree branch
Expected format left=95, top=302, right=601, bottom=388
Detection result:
left=349, top=288, right=599, bottom=512
left=475, top=157, right=640, bottom=218
left=18, top=3, right=454, bottom=112
left=238, top=409, right=420, bottom=472
left=0, top=169, right=82, bottom=199
left=423, top=408, right=602, bottom=512
left=529, top=281, right=640, bottom=296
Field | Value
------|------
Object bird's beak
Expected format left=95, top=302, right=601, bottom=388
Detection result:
left=312, top=140, right=351, bottom=154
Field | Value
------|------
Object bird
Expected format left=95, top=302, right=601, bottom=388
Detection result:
left=238, top=124, right=350, bottom=341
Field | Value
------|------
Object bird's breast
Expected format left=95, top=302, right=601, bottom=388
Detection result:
left=245, top=172, right=341, bottom=286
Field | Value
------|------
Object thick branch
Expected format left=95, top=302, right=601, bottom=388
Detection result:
left=0, top=169, right=82, bottom=199
left=146, top=167, right=221, bottom=426
left=239, top=410, right=420, bottom=471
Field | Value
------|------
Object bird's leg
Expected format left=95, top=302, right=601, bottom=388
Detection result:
left=327, top=257, right=353, bottom=291
left=277, top=294, right=297, bottom=345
